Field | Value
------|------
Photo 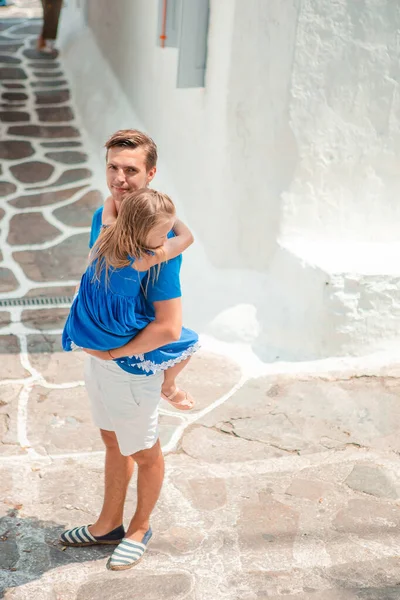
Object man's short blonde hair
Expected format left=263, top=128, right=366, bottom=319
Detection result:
left=105, top=129, right=158, bottom=172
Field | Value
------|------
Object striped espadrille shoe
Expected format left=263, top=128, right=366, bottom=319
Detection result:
left=59, top=524, right=125, bottom=547
left=107, top=528, right=153, bottom=570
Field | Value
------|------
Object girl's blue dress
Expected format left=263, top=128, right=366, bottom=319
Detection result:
left=62, top=257, right=199, bottom=376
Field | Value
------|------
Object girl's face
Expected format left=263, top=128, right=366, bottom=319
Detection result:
left=146, top=216, right=175, bottom=249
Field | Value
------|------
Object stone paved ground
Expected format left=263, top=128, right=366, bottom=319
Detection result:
left=2, top=7, right=400, bottom=600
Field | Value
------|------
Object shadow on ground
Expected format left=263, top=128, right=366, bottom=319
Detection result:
left=0, top=508, right=113, bottom=598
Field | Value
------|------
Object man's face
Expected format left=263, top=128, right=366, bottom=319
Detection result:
left=106, top=146, right=156, bottom=210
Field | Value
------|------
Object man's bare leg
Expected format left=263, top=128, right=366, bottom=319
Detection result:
left=89, top=429, right=134, bottom=536
left=125, top=439, right=164, bottom=542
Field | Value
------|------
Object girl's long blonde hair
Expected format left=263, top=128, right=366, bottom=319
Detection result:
left=90, top=188, right=175, bottom=283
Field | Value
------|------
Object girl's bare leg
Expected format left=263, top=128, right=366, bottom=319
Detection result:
left=161, top=358, right=194, bottom=410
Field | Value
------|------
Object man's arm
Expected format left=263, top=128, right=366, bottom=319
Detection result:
left=110, top=298, right=182, bottom=358
left=74, top=207, right=103, bottom=295
left=83, top=298, right=182, bottom=359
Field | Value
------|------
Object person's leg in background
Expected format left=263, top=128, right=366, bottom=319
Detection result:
left=37, top=0, right=63, bottom=53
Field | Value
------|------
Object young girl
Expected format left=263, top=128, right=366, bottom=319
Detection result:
left=62, top=188, right=199, bottom=410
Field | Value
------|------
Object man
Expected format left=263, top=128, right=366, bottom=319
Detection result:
left=60, top=130, right=185, bottom=570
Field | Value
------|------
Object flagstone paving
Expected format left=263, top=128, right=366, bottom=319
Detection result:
left=1, top=6, right=400, bottom=600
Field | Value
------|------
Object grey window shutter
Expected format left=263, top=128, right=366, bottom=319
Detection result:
left=157, top=0, right=182, bottom=48
left=177, top=0, right=210, bottom=88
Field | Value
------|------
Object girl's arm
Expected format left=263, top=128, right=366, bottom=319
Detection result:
left=135, top=219, right=194, bottom=272
left=164, top=219, right=194, bottom=260
left=102, top=196, right=118, bottom=226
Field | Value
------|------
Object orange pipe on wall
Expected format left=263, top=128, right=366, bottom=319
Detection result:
left=160, top=0, right=167, bottom=47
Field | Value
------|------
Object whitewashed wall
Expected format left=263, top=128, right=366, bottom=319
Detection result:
left=59, top=0, right=400, bottom=361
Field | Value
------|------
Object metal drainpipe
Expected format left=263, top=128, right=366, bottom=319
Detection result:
left=160, top=0, right=168, bottom=47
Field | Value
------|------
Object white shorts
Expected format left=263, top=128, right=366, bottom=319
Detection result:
left=84, top=355, right=163, bottom=456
